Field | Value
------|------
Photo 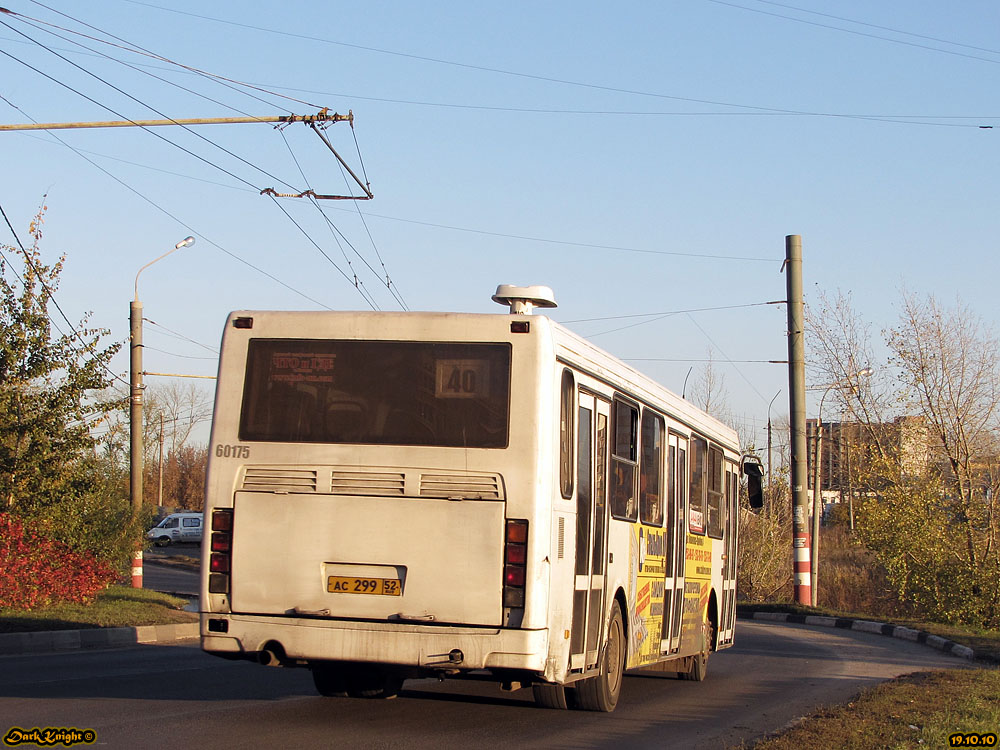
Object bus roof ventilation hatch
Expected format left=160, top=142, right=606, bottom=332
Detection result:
left=491, top=284, right=557, bottom=315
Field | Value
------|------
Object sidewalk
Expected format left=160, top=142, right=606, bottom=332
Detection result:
left=0, top=620, right=199, bottom=655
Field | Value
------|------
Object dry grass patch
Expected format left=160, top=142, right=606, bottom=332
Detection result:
left=748, top=669, right=1000, bottom=750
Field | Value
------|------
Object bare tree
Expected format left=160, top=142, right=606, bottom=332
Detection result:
left=689, top=350, right=730, bottom=420
left=807, top=289, right=1000, bottom=626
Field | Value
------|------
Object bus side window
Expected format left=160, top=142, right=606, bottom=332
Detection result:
left=707, top=445, right=724, bottom=538
left=610, top=399, right=638, bottom=522
left=559, top=370, right=574, bottom=499
left=689, top=437, right=707, bottom=534
left=639, top=409, right=664, bottom=526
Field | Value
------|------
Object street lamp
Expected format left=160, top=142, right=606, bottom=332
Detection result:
left=767, top=389, right=781, bottom=490
left=811, top=367, right=872, bottom=606
left=130, top=235, right=195, bottom=588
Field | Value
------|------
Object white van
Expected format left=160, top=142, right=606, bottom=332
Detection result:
left=148, top=512, right=204, bottom=546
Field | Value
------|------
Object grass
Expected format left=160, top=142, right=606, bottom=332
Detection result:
left=746, top=668, right=1000, bottom=750
left=0, top=585, right=196, bottom=633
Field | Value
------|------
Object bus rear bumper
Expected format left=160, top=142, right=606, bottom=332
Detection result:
left=200, top=613, right=551, bottom=675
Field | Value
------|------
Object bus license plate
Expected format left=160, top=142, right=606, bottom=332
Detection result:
left=327, top=576, right=401, bottom=596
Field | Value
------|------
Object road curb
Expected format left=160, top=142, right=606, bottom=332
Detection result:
left=738, top=610, right=978, bottom=661
left=0, top=622, right=199, bottom=656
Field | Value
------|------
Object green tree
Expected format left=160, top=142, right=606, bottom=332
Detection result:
left=0, top=208, right=140, bottom=571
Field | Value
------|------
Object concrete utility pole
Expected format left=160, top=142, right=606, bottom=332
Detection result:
left=784, top=235, right=811, bottom=606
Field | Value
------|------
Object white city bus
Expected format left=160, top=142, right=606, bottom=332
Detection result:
left=200, top=285, right=763, bottom=711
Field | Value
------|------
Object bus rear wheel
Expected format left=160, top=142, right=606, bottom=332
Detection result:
left=311, top=664, right=349, bottom=697
left=574, top=600, right=625, bottom=712
left=311, top=664, right=403, bottom=699
left=679, top=618, right=712, bottom=682
left=532, top=683, right=574, bottom=709
left=346, top=667, right=404, bottom=699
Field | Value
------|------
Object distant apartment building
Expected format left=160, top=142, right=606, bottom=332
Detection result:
left=806, top=415, right=929, bottom=503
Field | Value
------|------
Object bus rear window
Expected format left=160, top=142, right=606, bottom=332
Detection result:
left=239, top=340, right=511, bottom=448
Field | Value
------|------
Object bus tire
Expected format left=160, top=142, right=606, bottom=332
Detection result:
left=574, top=600, right=625, bottom=712
left=679, top=619, right=712, bottom=682
left=346, top=668, right=404, bottom=699
left=311, top=664, right=349, bottom=697
left=532, top=683, right=573, bottom=709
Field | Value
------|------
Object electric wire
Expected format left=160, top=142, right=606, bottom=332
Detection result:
left=753, top=0, right=1000, bottom=56
left=562, top=301, right=779, bottom=324
left=7, top=6, right=402, bottom=308
left=18, top=3, right=325, bottom=110
left=10, top=11, right=270, bottom=120
left=335, top=124, right=408, bottom=310
left=684, top=313, right=769, bottom=404
left=275, top=129, right=382, bottom=308
left=339, top=210, right=777, bottom=262
left=0, top=17, right=305, bottom=194
left=703, top=0, right=1000, bottom=66
left=143, top=345, right=218, bottom=361
left=2, top=33, right=992, bottom=127
left=0, top=41, right=265, bottom=194
left=143, top=318, right=218, bottom=354
left=0, top=88, right=350, bottom=312
left=266, top=194, right=378, bottom=310
left=115, top=0, right=1000, bottom=121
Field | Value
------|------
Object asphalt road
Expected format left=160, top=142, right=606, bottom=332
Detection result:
left=0, top=620, right=968, bottom=749
left=142, top=546, right=200, bottom=597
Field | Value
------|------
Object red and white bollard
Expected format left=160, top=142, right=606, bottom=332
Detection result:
left=131, top=547, right=143, bottom=588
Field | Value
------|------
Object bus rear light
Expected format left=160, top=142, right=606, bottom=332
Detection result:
left=504, top=565, right=525, bottom=587
left=209, top=509, right=234, bottom=594
left=503, top=519, right=528, bottom=611
left=506, top=519, right=528, bottom=544
left=505, top=543, right=526, bottom=565
left=212, top=510, right=233, bottom=532
left=210, top=553, right=230, bottom=574
left=211, top=532, right=231, bottom=553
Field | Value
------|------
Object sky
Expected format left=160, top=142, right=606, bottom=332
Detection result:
left=1, top=0, right=998, bottom=450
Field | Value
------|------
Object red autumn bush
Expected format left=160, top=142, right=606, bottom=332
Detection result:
left=0, top=513, right=116, bottom=609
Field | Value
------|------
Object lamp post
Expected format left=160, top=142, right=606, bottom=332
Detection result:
left=130, top=235, right=196, bottom=588
left=810, top=367, right=872, bottom=606
left=767, top=389, right=781, bottom=491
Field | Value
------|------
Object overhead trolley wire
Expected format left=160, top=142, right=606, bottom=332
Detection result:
left=703, top=0, right=1000, bottom=66
left=274, top=129, right=383, bottom=309
left=266, top=194, right=378, bottom=311
left=0, top=17, right=302, bottom=195
left=1, top=22, right=385, bottom=311
left=112, top=0, right=1000, bottom=127
left=750, top=0, right=1000, bottom=57
left=17, top=2, right=326, bottom=111
left=1, top=31, right=991, bottom=128
left=143, top=317, right=219, bottom=354
left=8, top=3, right=403, bottom=307
left=335, top=122, right=408, bottom=310
left=1, top=101, right=334, bottom=309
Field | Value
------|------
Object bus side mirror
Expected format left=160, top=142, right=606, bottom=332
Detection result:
left=742, top=457, right=764, bottom=510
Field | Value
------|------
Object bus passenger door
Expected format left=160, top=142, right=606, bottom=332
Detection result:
left=661, top=434, right=687, bottom=653
left=719, top=463, right=739, bottom=646
left=570, top=393, right=610, bottom=672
